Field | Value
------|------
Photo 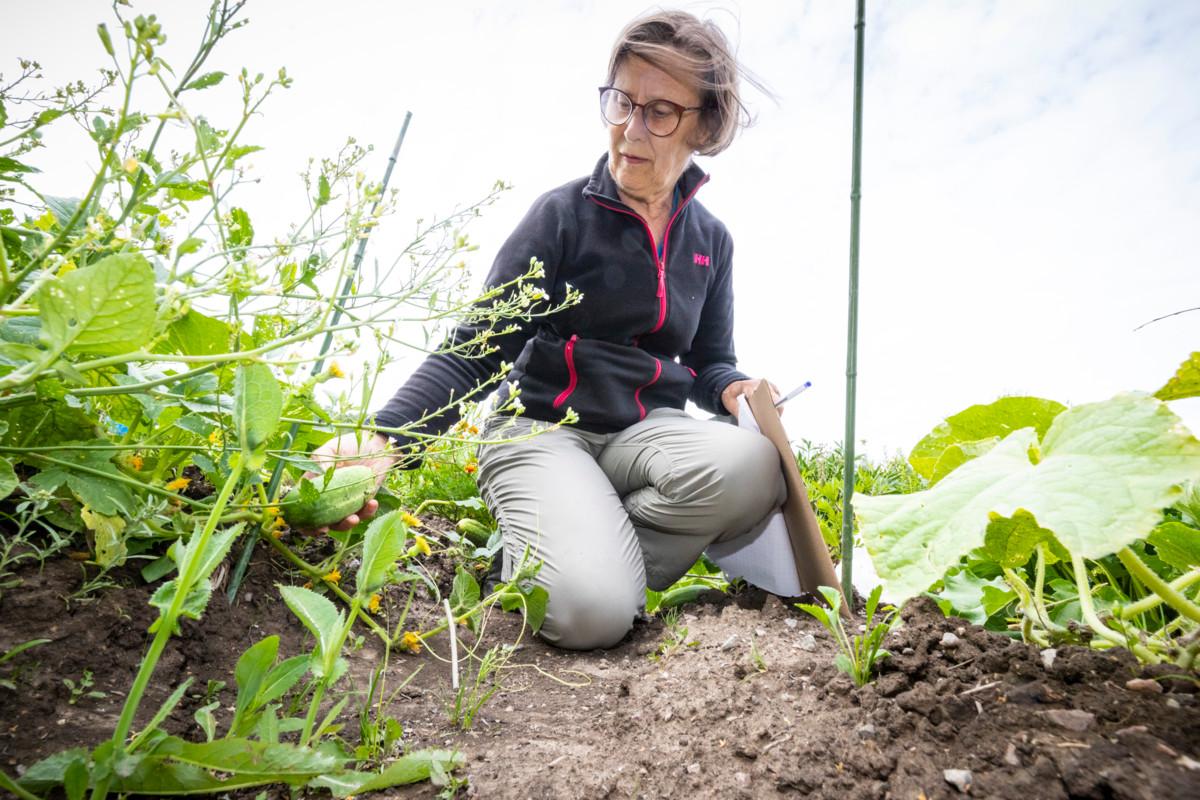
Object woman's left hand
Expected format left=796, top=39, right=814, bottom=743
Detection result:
left=721, top=378, right=781, bottom=418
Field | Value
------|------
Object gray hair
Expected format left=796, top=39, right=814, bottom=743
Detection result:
left=605, top=10, right=767, bottom=156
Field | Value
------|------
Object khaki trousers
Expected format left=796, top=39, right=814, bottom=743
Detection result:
left=477, top=408, right=786, bottom=650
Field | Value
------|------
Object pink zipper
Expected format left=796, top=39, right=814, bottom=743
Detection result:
left=588, top=176, right=708, bottom=334
left=552, top=334, right=579, bottom=408
left=633, top=358, right=662, bottom=420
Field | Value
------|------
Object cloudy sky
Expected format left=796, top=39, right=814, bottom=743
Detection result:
left=7, top=1, right=1199, bottom=457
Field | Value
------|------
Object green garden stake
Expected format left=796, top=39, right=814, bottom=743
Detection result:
left=226, top=112, right=413, bottom=603
left=840, top=0, right=867, bottom=602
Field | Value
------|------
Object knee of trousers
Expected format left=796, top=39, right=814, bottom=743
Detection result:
left=705, top=434, right=787, bottom=534
left=538, top=572, right=642, bottom=651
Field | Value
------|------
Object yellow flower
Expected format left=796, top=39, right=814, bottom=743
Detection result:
left=413, top=535, right=431, bottom=557
left=400, top=631, right=422, bottom=654
left=207, top=429, right=222, bottom=445
left=321, top=569, right=341, bottom=585
left=165, top=477, right=190, bottom=492
left=467, top=424, right=480, bottom=436
left=401, top=512, right=422, bottom=528
left=328, top=361, right=344, bottom=379
left=123, top=157, right=139, bottom=174
left=125, top=454, right=144, bottom=471
left=463, top=463, right=478, bottom=475
left=368, top=593, right=381, bottom=613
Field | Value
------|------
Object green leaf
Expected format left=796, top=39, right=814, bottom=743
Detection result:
left=130, top=678, right=193, bottom=751
left=82, top=505, right=127, bottom=567
left=278, top=585, right=343, bottom=663
left=223, top=145, right=263, bottom=170
left=152, top=735, right=342, bottom=777
left=309, top=750, right=464, bottom=796
left=521, top=585, right=548, bottom=632
left=1156, top=352, right=1200, bottom=402
left=177, top=523, right=244, bottom=583
left=257, top=654, right=309, bottom=706
left=449, top=565, right=480, bottom=618
left=148, top=579, right=213, bottom=633
left=0, top=156, right=38, bottom=176
left=27, top=446, right=137, bottom=515
left=316, top=175, right=330, bottom=206
left=357, top=511, right=406, bottom=599
left=1148, top=521, right=1200, bottom=571
left=157, top=310, right=238, bottom=357
left=0, top=457, right=16, bottom=500
left=228, top=207, right=254, bottom=252
left=38, top=252, right=156, bottom=356
left=183, top=71, right=226, bottom=91
left=860, top=393, right=1200, bottom=602
left=234, top=363, right=282, bottom=459
left=44, top=196, right=82, bottom=227
left=64, top=755, right=88, bottom=800
left=96, top=23, right=114, bottom=56
left=233, top=636, right=279, bottom=730
left=175, top=236, right=204, bottom=257
left=982, top=509, right=1064, bottom=569
left=932, top=570, right=1015, bottom=625
left=909, top=396, right=1066, bottom=483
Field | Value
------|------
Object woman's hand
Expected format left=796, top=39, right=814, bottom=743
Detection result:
left=298, top=432, right=398, bottom=535
left=721, top=378, right=782, bottom=419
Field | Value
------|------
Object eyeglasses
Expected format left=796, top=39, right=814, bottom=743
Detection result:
left=598, top=86, right=702, bottom=138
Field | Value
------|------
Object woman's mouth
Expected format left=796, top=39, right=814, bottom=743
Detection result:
left=622, top=153, right=648, bottom=165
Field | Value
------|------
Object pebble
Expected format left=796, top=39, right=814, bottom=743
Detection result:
left=1041, top=648, right=1057, bottom=670
left=1040, top=709, right=1095, bottom=732
left=944, top=768, right=973, bottom=793
left=1124, top=678, right=1163, bottom=694
left=733, top=771, right=750, bottom=787
left=1167, top=698, right=1182, bottom=709
left=755, top=628, right=767, bottom=637
left=797, top=634, right=817, bottom=652
left=855, top=723, right=877, bottom=740
left=720, top=634, right=739, bottom=651
left=1003, top=742, right=1020, bottom=766
left=940, top=632, right=960, bottom=648
left=902, top=647, right=915, bottom=655
left=1179, top=755, right=1200, bottom=772
left=686, top=762, right=701, bottom=775
left=784, top=618, right=798, bottom=629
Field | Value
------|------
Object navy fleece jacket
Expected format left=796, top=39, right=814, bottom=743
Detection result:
left=373, top=153, right=750, bottom=447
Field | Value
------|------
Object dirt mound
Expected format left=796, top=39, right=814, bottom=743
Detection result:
left=1, top=560, right=1197, bottom=799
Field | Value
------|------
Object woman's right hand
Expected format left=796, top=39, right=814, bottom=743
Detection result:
left=298, top=432, right=398, bottom=535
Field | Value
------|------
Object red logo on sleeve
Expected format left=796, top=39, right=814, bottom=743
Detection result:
left=693, top=252, right=710, bottom=266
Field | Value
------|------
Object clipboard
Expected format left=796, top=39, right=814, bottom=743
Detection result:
left=745, top=380, right=851, bottom=617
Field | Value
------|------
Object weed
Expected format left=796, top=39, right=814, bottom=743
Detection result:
left=649, top=608, right=700, bottom=662
left=62, top=669, right=106, bottom=705
left=749, top=634, right=768, bottom=674
left=797, top=585, right=897, bottom=687
left=447, top=643, right=511, bottom=730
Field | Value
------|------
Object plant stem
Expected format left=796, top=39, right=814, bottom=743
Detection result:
left=1071, top=554, right=1158, bottom=663
left=1117, top=548, right=1200, bottom=625
left=1119, top=568, right=1200, bottom=619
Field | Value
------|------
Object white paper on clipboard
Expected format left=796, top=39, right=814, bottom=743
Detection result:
left=703, top=395, right=805, bottom=597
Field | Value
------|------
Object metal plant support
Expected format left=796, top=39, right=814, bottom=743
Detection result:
left=840, top=0, right=866, bottom=601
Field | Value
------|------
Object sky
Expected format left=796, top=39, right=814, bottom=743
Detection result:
left=6, top=0, right=1199, bottom=459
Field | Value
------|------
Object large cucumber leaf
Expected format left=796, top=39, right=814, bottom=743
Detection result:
left=234, top=362, right=282, bottom=463
left=38, top=252, right=156, bottom=356
left=1156, top=351, right=1200, bottom=402
left=909, top=396, right=1066, bottom=485
left=859, top=393, right=1200, bottom=602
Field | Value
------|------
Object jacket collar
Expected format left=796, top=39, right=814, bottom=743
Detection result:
left=582, top=152, right=709, bottom=208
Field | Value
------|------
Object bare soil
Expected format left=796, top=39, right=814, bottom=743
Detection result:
left=1, top=548, right=1198, bottom=799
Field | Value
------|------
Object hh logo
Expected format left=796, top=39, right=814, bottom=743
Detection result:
left=692, top=252, right=710, bottom=266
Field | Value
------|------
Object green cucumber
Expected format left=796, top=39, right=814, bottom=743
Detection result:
left=282, top=465, right=375, bottom=529
left=456, top=518, right=494, bottom=547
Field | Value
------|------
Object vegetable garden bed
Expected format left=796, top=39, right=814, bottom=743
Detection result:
left=2, top=549, right=1197, bottom=799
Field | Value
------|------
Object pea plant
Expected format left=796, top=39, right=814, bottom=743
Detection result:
left=857, top=352, right=1200, bottom=666
left=0, top=2, right=577, bottom=797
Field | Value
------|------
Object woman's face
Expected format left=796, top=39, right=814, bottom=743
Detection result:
left=606, top=55, right=704, bottom=209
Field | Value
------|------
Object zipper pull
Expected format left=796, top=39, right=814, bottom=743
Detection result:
left=656, top=263, right=665, bottom=298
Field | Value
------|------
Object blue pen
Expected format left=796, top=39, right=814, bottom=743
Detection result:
left=774, top=381, right=812, bottom=408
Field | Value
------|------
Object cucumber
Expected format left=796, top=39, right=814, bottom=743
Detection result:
left=282, top=465, right=375, bottom=529
left=456, top=518, right=494, bottom=546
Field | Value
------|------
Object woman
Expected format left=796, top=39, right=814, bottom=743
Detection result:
left=315, top=11, right=785, bottom=650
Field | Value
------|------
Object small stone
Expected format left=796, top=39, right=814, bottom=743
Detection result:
left=505, top=706, right=514, bottom=713
left=1178, top=755, right=1200, bottom=772
left=1003, top=742, right=1020, bottom=766
left=855, top=723, right=877, bottom=740
left=944, top=768, right=973, bottom=793
left=1125, top=678, right=1163, bottom=694
left=797, top=634, right=817, bottom=652
left=785, top=618, right=798, bottom=629
left=686, top=762, right=701, bottom=775
left=941, top=632, right=960, bottom=648
left=720, top=634, right=738, bottom=651
left=659, top=708, right=673, bottom=722
left=755, top=628, right=767, bottom=637
left=733, top=771, right=750, bottom=787
left=243, top=591, right=254, bottom=603
left=1167, top=698, right=1182, bottom=709
left=1041, top=709, right=1095, bottom=732
left=1114, top=725, right=1148, bottom=738
left=1041, top=648, right=1057, bottom=670
left=902, top=647, right=915, bottom=655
